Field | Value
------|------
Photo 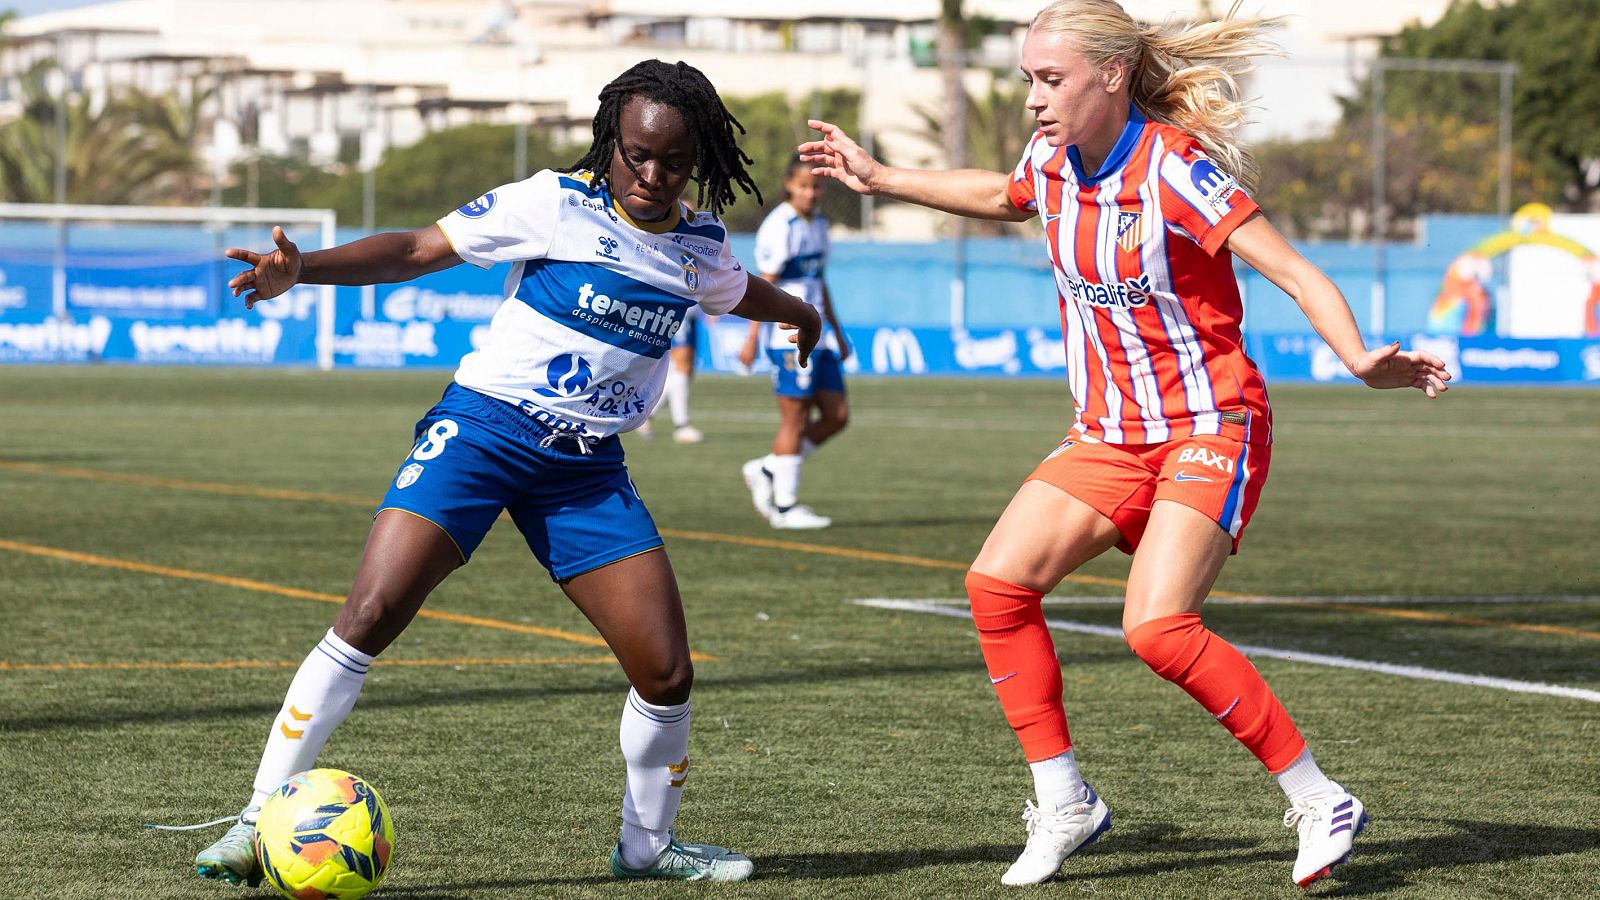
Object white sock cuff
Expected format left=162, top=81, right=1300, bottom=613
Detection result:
left=319, top=629, right=375, bottom=674
left=799, top=438, right=818, bottom=459
left=626, top=687, right=690, bottom=724
left=1275, top=747, right=1339, bottom=802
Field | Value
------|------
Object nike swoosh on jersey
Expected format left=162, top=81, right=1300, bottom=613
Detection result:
left=1172, top=471, right=1212, bottom=483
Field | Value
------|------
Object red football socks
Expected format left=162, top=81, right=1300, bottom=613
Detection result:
left=1125, top=612, right=1306, bottom=772
left=966, top=570, right=1071, bottom=762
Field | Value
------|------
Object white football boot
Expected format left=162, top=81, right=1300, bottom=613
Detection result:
left=769, top=504, right=831, bottom=530
left=610, top=833, right=754, bottom=882
left=1284, top=787, right=1369, bottom=887
left=741, top=459, right=775, bottom=519
left=1001, top=784, right=1113, bottom=885
left=672, top=424, right=705, bottom=444
left=193, top=815, right=262, bottom=887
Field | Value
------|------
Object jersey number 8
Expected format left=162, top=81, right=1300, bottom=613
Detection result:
left=411, top=420, right=459, bottom=461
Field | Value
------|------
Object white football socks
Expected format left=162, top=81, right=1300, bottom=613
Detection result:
left=246, top=629, right=374, bottom=816
left=1276, top=747, right=1341, bottom=805
left=763, top=453, right=803, bottom=510
left=799, top=437, right=818, bottom=460
left=664, top=369, right=690, bottom=428
left=618, top=688, right=692, bottom=869
left=1030, top=749, right=1089, bottom=812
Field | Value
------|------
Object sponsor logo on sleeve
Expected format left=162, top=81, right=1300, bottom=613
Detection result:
left=1189, top=159, right=1239, bottom=212
left=456, top=193, right=496, bottom=218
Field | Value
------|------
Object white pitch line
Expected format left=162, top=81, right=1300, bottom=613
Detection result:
left=854, top=599, right=1600, bottom=704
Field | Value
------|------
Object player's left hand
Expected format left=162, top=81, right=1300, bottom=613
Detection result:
left=1349, top=341, right=1452, bottom=398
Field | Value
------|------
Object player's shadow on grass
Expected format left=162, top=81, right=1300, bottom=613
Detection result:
left=1312, top=818, right=1600, bottom=897
left=1085, top=818, right=1600, bottom=892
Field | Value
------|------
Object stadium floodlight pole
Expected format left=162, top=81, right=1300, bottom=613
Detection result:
left=1, top=203, right=340, bottom=371
left=1369, top=56, right=1518, bottom=336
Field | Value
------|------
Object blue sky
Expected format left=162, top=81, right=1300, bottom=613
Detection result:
left=5, top=0, right=103, bottom=16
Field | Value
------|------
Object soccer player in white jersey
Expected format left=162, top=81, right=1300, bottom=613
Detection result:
left=739, top=157, right=850, bottom=529
left=803, top=0, right=1449, bottom=888
left=194, top=60, right=819, bottom=887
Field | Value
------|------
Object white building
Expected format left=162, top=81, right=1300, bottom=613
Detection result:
left=3, top=0, right=1459, bottom=234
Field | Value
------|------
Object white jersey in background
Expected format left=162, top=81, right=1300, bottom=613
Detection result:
left=753, top=201, right=832, bottom=352
left=437, top=169, right=747, bottom=439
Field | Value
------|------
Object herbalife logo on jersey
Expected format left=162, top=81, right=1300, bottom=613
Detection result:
left=573, top=282, right=682, bottom=343
left=1064, top=273, right=1158, bottom=310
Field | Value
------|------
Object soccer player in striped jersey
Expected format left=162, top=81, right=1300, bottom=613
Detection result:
left=802, top=0, right=1449, bottom=888
left=739, top=156, right=850, bottom=529
left=193, top=60, right=819, bottom=887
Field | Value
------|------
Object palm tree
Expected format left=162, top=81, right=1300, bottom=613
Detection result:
left=913, top=76, right=1037, bottom=236
left=0, top=61, right=206, bottom=204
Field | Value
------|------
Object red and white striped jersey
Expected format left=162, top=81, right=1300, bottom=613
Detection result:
left=1007, top=108, right=1270, bottom=445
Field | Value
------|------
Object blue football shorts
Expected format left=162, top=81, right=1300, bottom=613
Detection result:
left=376, top=383, right=663, bottom=580
left=670, top=306, right=701, bottom=351
left=768, top=347, right=845, bottom=398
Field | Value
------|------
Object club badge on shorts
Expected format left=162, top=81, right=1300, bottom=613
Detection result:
left=396, top=463, right=424, bottom=489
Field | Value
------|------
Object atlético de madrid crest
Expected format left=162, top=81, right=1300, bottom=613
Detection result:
left=1116, top=211, right=1143, bottom=252
left=680, top=253, right=700, bottom=293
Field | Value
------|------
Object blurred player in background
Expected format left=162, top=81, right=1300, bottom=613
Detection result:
left=802, top=0, right=1450, bottom=887
left=739, top=156, right=850, bottom=530
left=635, top=304, right=707, bottom=443
left=193, top=59, right=818, bottom=888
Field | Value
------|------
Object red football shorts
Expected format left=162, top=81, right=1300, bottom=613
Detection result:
left=1026, top=433, right=1272, bottom=554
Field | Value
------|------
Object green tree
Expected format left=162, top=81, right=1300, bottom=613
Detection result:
left=0, top=62, right=202, bottom=204
left=912, top=75, right=1035, bottom=235
left=303, top=123, right=574, bottom=228
left=720, top=89, right=862, bottom=233
left=1380, top=0, right=1600, bottom=211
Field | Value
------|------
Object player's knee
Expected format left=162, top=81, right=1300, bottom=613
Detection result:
left=826, top=408, right=849, bottom=433
left=1124, top=612, right=1205, bottom=680
left=966, top=569, right=1036, bottom=632
left=333, top=589, right=405, bottom=654
left=634, top=658, right=694, bottom=706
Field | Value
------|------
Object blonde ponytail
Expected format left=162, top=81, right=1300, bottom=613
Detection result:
left=1030, top=0, right=1282, bottom=191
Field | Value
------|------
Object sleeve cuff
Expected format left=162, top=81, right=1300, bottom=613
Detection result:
left=434, top=218, right=492, bottom=270
left=1200, top=197, right=1259, bottom=257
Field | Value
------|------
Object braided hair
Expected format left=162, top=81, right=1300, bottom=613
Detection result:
left=569, top=59, right=762, bottom=217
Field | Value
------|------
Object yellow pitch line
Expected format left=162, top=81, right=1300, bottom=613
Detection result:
left=656, top=528, right=1131, bottom=590
left=0, top=538, right=633, bottom=653
left=0, top=656, right=616, bottom=673
left=6, top=460, right=1596, bottom=641
left=0, top=460, right=359, bottom=505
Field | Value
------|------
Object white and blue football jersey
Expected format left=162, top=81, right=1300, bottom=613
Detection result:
left=438, top=170, right=747, bottom=439
left=753, top=201, right=831, bottom=351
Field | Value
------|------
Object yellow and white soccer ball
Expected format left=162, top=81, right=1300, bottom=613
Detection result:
left=255, top=768, right=395, bottom=900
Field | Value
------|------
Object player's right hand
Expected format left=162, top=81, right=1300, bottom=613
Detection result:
left=784, top=305, right=823, bottom=369
left=226, top=225, right=303, bottom=309
left=801, top=120, right=882, bottom=196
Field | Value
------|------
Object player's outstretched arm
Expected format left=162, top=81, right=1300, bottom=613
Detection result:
left=226, top=224, right=463, bottom=309
left=1229, top=214, right=1452, bottom=398
left=801, top=119, right=1033, bottom=223
left=730, top=275, right=822, bottom=368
